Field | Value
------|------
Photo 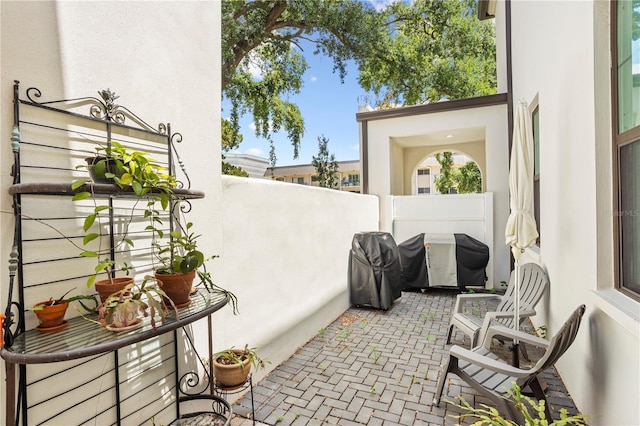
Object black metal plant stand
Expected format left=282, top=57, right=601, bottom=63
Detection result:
left=1, top=81, right=230, bottom=425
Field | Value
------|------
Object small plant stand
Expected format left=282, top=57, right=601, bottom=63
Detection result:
left=214, top=374, right=255, bottom=425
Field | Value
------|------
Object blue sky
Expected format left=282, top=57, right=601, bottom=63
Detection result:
left=223, top=0, right=395, bottom=166
left=223, top=41, right=365, bottom=166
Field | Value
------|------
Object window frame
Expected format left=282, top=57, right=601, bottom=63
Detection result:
left=611, top=0, right=640, bottom=300
left=532, top=104, right=541, bottom=246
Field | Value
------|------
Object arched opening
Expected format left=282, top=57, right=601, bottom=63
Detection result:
left=411, top=150, right=484, bottom=195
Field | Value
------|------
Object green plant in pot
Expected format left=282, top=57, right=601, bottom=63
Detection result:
left=29, top=288, right=98, bottom=332
left=212, top=344, right=269, bottom=388
left=71, top=141, right=176, bottom=299
left=80, top=277, right=177, bottom=331
left=151, top=216, right=239, bottom=313
left=153, top=221, right=205, bottom=308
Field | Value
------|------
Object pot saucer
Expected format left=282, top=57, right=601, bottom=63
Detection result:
left=36, top=320, right=69, bottom=333
left=105, top=318, right=143, bottom=332
left=173, top=300, right=192, bottom=309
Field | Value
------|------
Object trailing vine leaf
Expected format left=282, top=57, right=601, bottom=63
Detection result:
left=72, top=191, right=91, bottom=201
left=83, top=233, right=100, bottom=245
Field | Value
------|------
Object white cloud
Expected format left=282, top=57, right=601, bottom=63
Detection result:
left=350, top=144, right=360, bottom=151
left=310, top=75, right=318, bottom=83
left=240, top=51, right=265, bottom=80
left=246, top=148, right=264, bottom=156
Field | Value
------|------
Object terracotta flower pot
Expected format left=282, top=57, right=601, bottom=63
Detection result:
left=95, top=277, right=134, bottom=303
left=213, top=349, right=252, bottom=388
left=154, top=270, right=195, bottom=308
left=33, top=301, right=68, bottom=329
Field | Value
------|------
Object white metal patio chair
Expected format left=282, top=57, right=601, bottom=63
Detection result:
left=434, top=304, right=586, bottom=422
left=445, top=263, right=549, bottom=356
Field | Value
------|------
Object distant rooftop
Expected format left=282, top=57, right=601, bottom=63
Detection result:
left=264, top=160, right=360, bottom=177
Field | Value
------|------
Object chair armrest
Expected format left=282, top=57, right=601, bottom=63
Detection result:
left=486, top=308, right=536, bottom=320
left=476, top=309, right=537, bottom=344
left=450, top=345, right=530, bottom=378
left=481, top=324, right=550, bottom=349
left=453, top=293, right=501, bottom=313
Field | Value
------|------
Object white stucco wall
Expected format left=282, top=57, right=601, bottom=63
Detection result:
left=1, top=1, right=220, bottom=423
left=215, top=176, right=379, bottom=389
left=364, top=104, right=510, bottom=285
left=510, top=1, right=640, bottom=424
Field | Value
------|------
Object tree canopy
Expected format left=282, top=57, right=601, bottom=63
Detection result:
left=222, top=0, right=496, bottom=167
left=433, top=151, right=482, bottom=194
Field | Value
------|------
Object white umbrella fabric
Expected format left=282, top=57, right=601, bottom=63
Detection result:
left=505, top=99, right=539, bottom=366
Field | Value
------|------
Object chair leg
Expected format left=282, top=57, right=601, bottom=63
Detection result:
left=433, top=356, right=452, bottom=406
left=445, top=324, right=454, bottom=344
left=470, top=329, right=480, bottom=348
left=519, top=342, right=530, bottom=361
left=528, top=378, right=551, bottom=420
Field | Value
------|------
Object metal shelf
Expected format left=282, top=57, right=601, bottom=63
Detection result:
left=1, top=81, right=223, bottom=425
left=1, top=291, right=227, bottom=365
left=9, top=182, right=205, bottom=199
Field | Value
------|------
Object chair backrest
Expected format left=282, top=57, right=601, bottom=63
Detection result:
left=528, top=304, right=586, bottom=377
left=495, top=263, right=549, bottom=328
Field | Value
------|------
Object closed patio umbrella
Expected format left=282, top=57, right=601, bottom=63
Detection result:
left=505, top=99, right=539, bottom=366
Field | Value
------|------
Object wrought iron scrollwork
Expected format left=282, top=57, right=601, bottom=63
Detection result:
left=170, top=131, right=192, bottom=190
left=178, top=329, right=212, bottom=396
left=3, top=245, right=23, bottom=349
left=92, top=88, right=125, bottom=124
left=20, top=84, right=168, bottom=134
left=25, top=86, right=42, bottom=103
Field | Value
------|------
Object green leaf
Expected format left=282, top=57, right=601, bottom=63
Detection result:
left=83, top=233, right=100, bottom=245
left=161, top=193, right=169, bottom=210
left=132, top=180, right=143, bottom=196
left=87, top=275, right=96, bottom=288
left=71, top=180, right=90, bottom=191
left=72, top=191, right=91, bottom=201
left=95, top=205, right=110, bottom=213
left=119, top=173, right=133, bottom=185
left=182, top=252, right=204, bottom=273
left=123, top=238, right=134, bottom=247
left=95, top=160, right=107, bottom=176
left=80, top=251, right=99, bottom=257
left=95, top=260, right=112, bottom=273
left=83, top=214, right=96, bottom=231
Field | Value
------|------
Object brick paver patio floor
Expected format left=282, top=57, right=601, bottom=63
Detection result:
left=233, top=290, right=582, bottom=425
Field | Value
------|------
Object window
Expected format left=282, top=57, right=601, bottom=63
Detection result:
left=292, top=177, right=305, bottom=184
left=613, top=0, right=640, bottom=298
left=347, top=174, right=360, bottom=186
left=417, top=169, right=430, bottom=175
left=418, top=187, right=430, bottom=194
left=532, top=106, right=541, bottom=245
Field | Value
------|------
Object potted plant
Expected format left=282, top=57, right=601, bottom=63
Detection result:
left=71, top=141, right=176, bottom=299
left=151, top=216, right=239, bottom=312
left=212, top=344, right=269, bottom=388
left=30, top=288, right=98, bottom=332
left=81, top=277, right=177, bottom=332
left=152, top=221, right=206, bottom=308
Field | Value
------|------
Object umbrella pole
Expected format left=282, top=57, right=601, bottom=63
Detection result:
left=512, top=249, right=522, bottom=368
